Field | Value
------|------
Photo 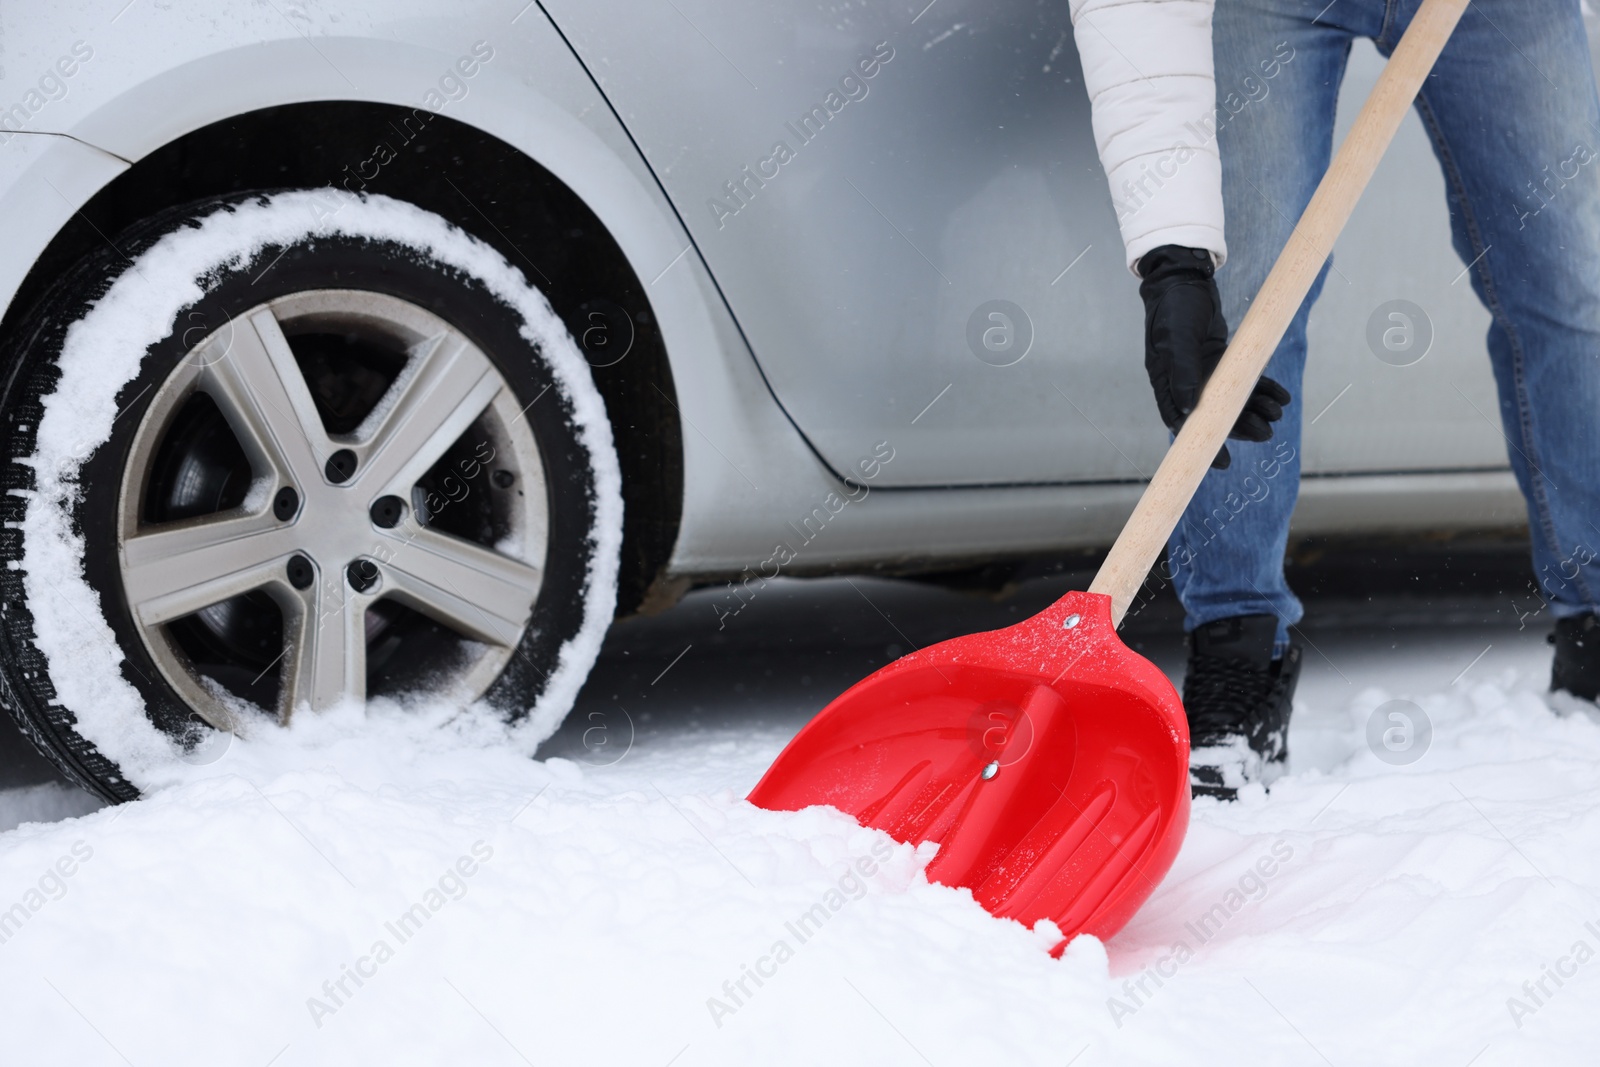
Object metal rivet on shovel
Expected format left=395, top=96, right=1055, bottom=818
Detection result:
left=1062, top=613, right=1081, bottom=629
left=981, top=760, right=1000, bottom=780
left=748, top=0, right=1471, bottom=952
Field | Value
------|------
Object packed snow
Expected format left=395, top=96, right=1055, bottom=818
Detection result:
left=1, top=582, right=1595, bottom=1066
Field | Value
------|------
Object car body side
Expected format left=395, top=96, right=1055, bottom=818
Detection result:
left=0, top=0, right=1527, bottom=604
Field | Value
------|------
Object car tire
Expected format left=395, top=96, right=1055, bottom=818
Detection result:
left=0, top=190, right=622, bottom=801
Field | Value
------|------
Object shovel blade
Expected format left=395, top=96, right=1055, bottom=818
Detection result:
left=748, top=590, right=1189, bottom=948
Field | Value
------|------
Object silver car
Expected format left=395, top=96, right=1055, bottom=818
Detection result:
left=0, top=0, right=1531, bottom=798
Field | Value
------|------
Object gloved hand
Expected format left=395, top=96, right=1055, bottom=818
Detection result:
left=1137, top=244, right=1291, bottom=470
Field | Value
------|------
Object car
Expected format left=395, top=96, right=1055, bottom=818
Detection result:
left=0, top=0, right=1539, bottom=800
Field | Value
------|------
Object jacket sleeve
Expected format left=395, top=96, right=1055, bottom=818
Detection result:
left=1069, top=0, right=1225, bottom=273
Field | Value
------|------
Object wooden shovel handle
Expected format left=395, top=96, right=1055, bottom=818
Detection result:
left=1089, top=0, right=1470, bottom=626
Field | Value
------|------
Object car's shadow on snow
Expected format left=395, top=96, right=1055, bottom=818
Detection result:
left=0, top=537, right=1552, bottom=817
left=539, top=568, right=1183, bottom=771
left=539, top=539, right=1550, bottom=778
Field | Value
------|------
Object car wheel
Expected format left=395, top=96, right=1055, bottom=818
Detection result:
left=0, top=191, right=622, bottom=801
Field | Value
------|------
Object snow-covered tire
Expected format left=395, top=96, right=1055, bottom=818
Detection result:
left=0, top=191, right=622, bottom=801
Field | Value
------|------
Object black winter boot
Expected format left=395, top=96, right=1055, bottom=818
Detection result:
left=1551, top=613, right=1600, bottom=701
left=1183, top=614, right=1301, bottom=800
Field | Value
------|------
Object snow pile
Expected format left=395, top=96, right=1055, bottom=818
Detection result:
left=1, top=657, right=1597, bottom=1065
left=21, top=191, right=622, bottom=787
left=1113, top=673, right=1600, bottom=1064
left=0, top=711, right=1094, bottom=1066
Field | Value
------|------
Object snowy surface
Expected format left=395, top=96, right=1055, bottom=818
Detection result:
left=1, top=578, right=1596, bottom=1065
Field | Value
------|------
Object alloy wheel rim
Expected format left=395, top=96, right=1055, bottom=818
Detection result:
left=116, top=289, right=549, bottom=729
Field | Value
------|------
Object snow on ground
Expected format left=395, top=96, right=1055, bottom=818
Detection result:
left=1, top=581, right=1597, bottom=1065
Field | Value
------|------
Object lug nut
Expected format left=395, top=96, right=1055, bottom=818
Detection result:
left=492, top=469, right=515, bottom=489
left=273, top=486, right=300, bottom=521
left=325, top=448, right=358, bottom=484
left=370, top=495, right=405, bottom=529
left=346, top=558, right=379, bottom=593
left=286, top=554, right=315, bottom=590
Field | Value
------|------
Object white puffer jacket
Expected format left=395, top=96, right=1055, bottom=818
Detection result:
left=1070, top=0, right=1225, bottom=272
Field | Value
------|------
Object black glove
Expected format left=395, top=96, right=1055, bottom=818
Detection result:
left=1137, top=244, right=1291, bottom=470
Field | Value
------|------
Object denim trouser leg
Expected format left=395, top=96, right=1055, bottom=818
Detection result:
left=1171, top=0, right=1600, bottom=653
left=1168, top=1, right=1363, bottom=654
left=1398, top=0, right=1600, bottom=617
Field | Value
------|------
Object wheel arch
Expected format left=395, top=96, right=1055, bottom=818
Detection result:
left=0, top=101, right=683, bottom=618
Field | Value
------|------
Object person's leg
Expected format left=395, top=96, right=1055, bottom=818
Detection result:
left=1165, top=0, right=1378, bottom=655
left=1386, top=0, right=1600, bottom=622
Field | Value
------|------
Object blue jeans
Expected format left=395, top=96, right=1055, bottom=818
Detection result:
left=1169, top=0, right=1600, bottom=653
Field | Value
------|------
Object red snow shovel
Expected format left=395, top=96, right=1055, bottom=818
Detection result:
left=750, top=0, right=1468, bottom=950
